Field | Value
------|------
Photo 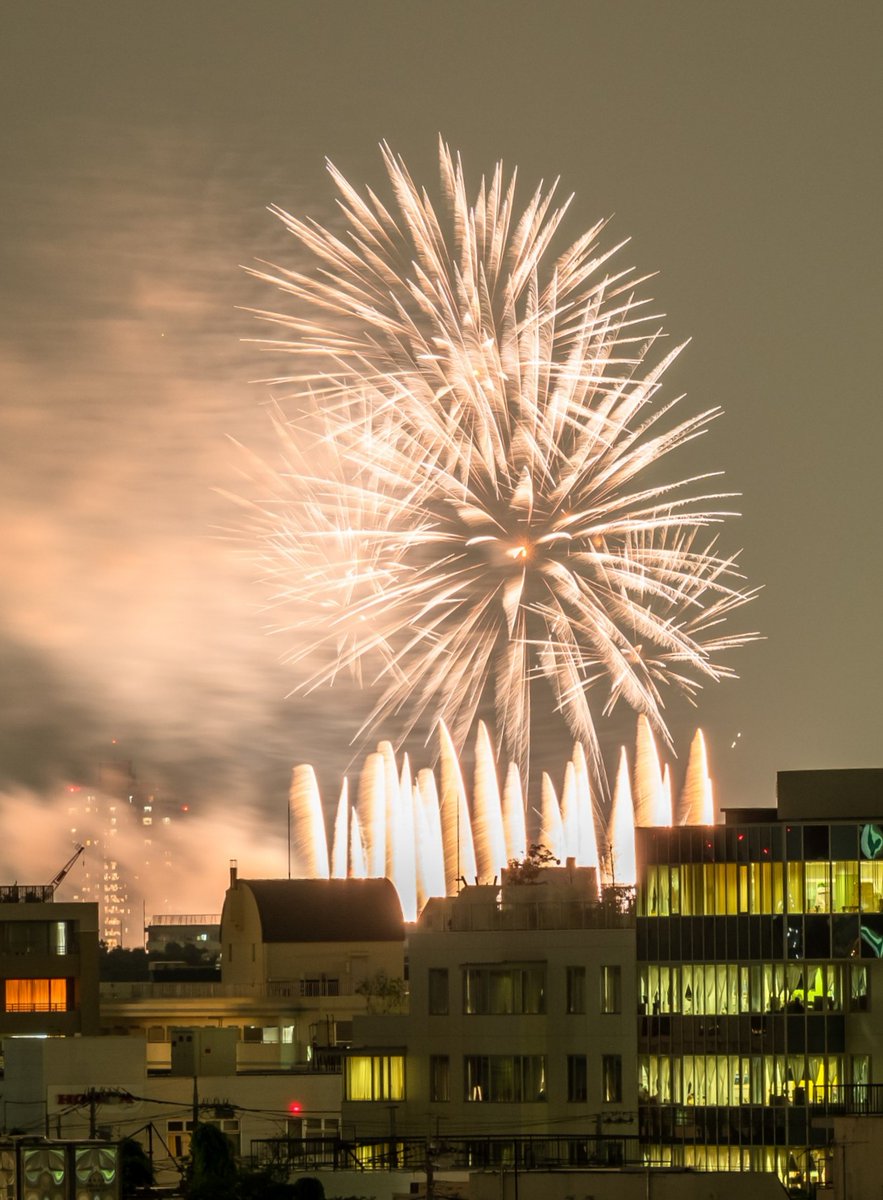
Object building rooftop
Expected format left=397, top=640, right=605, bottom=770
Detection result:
left=237, top=877, right=405, bottom=942
left=777, top=768, right=883, bottom=822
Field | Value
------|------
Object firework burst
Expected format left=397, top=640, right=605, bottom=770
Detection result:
left=244, top=142, right=757, bottom=781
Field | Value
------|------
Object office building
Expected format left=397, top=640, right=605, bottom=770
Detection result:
left=635, top=767, right=883, bottom=1190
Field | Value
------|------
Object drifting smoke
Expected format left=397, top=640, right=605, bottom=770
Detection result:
left=288, top=718, right=716, bottom=920
left=0, top=785, right=286, bottom=944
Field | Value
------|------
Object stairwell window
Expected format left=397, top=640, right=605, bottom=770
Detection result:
left=567, top=1055, right=588, bottom=1102
left=566, top=966, right=586, bottom=1014
left=600, top=965, right=621, bottom=1014
left=428, top=968, right=449, bottom=1015
left=602, top=1054, right=623, bottom=1103
left=430, top=1055, right=450, bottom=1102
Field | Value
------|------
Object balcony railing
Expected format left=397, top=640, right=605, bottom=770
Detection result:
left=423, top=897, right=635, bottom=933
left=148, top=914, right=220, bottom=926
left=819, top=1084, right=883, bottom=1114
left=5, top=1002, right=71, bottom=1013
left=100, top=979, right=365, bottom=1001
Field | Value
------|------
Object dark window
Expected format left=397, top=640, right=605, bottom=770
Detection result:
left=833, top=915, right=860, bottom=959
left=2, top=922, right=49, bottom=955
left=785, top=825, right=803, bottom=860
left=567, top=1055, right=588, bottom=1102
left=831, top=825, right=858, bottom=859
left=566, top=967, right=586, bottom=1014
left=464, top=1056, right=546, bottom=1102
left=600, top=965, right=621, bottom=1014
left=602, top=1055, right=622, bottom=1103
left=428, top=968, right=449, bottom=1015
left=463, top=966, right=545, bottom=1015
left=804, top=916, right=831, bottom=958
left=804, top=825, right=830, bottom=861
left=429, top=1055, right=450, bottom=1102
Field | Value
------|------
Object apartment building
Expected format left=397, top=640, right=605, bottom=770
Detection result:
left=341, top=862, right=637, bottom=1163
left=0, top=885, right=98, bottom=1039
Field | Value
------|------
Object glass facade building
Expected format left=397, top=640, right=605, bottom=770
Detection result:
left=636, top=786, right=883, bottom=1186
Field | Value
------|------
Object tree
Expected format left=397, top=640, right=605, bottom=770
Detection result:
left=119, top=1137, right=153, bottom=1197
left=354, top=970, right=407, bottom=1013
left=505, top=843, right=560, bottom=885
left=187, top=1122, right=238, bottom=1200
left=291, top=1178, right=325, bottom=1200
left=237, top=1165, right=298, bottom=1200
left=98, top=944, right=150, bottom=982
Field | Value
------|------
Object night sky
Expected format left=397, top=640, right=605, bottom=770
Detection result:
left=1, top=3, right=881, bottom=888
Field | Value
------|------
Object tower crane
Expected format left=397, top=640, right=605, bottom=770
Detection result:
left=48, top=844, right=85, bottom=894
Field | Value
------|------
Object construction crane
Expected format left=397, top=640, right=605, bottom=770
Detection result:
left=48, top=844, right=85, bottom=894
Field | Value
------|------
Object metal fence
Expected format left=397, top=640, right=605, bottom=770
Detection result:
left=250, top=1132, right=646, bottom=1173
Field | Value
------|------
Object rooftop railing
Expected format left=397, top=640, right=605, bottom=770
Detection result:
left=0, top=886, right=55, bottom=904
left=148, top=914, right=221, bottom=926
left=421, top=891, right=636, bottom=934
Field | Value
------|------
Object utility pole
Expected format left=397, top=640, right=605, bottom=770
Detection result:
left=424, top=1138, right=434, bottom=1200
left=387, top=1104, right=398, bottom=1168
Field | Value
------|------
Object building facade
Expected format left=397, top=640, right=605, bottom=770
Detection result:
left=635, top=767, right=883, bottom=1189
left=341, top=863, right=637, bottom=1162
left=0, top=887, right=99, bottom=1039
left=102, top=872, right=407, bottom=1074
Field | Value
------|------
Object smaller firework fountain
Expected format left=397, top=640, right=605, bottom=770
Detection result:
left=288, top=717, right=715, bottom=920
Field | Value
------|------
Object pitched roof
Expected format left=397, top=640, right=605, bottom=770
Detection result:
left=240, top=878, right=405, bottom=943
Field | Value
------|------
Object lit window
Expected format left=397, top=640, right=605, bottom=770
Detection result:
left=5, top=978, right=71, bottom=1013
left=345, top=1055, right=405, bottom=1101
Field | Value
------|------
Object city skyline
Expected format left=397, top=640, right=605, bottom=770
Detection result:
left=1, top=5, right=880, bottom=867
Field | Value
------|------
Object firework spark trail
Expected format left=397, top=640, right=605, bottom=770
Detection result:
left=246, top=142, right=758, bottom=781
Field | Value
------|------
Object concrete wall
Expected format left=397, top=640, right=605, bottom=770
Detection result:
left=469, top=1168, right=790, bottom=1200
left=2, top=1036, right=145, bottom=1135
left=830, top=1115, right=883, bottom=1200
left=288, top=1168, right=788, bottom=1200
left=777, top=769, right=883, bottom=822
